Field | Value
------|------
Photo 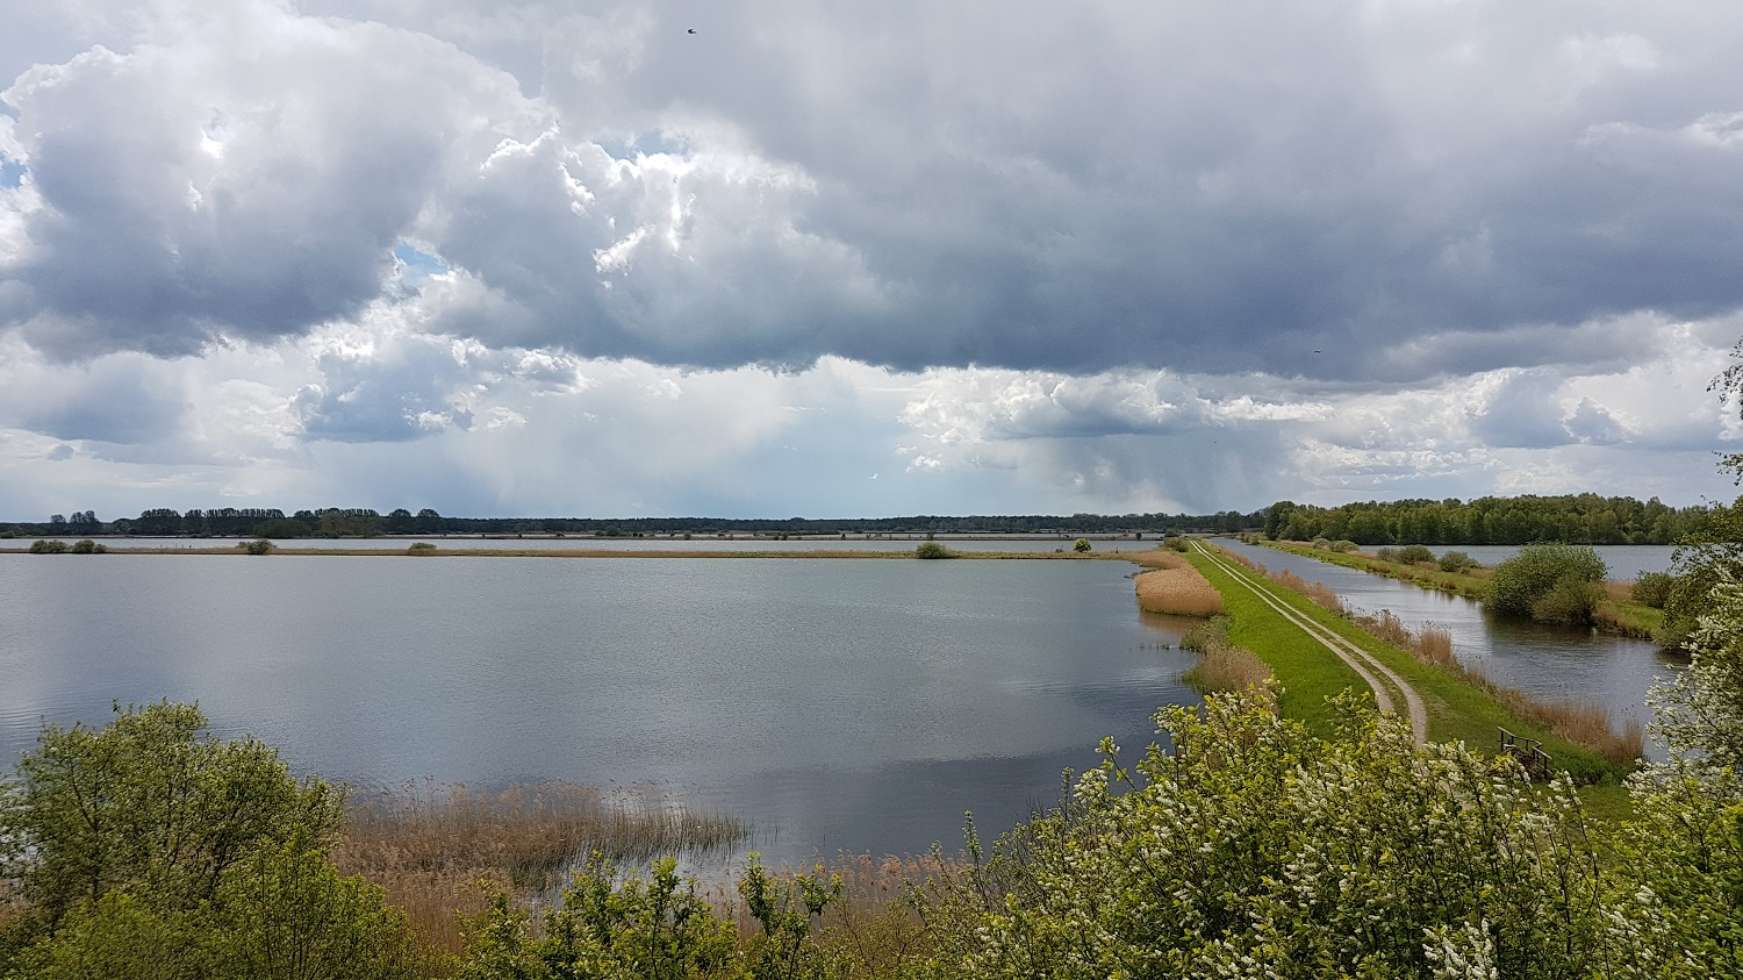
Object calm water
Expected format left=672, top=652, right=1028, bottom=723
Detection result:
left=1218, top=539, right=1681, bottom=754
left=0, top=555, right=1195, bottom=863
left=25, top=535, right=1160, bottom=553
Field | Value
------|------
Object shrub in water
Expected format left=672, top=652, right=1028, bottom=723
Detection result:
left=1395, top=544, right=1435, bottom=564
left=407, top=542, right=438, bottom=555
left=69, top=539, right=105, bottom=555
left=1487, top=544, right=1607, bottom=620
left=1073, top=538, right=1093, bottom=553
left=915, top=541, right=952, bottom=559
left=28, top=539, right=68, bottom=554
left=1530, top=577, right=1603, bottom=624
left=238, top=539, right=275, bottom=556
left=1632, top=571, right=1675, bottom=609
left=1439, top=550, right=1478, bottom=573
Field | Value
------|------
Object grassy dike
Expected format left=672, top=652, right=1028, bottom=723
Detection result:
left=1185, top=547, right=1626, bottom=784
left=0, top=545, right=1135, bottom=560
left=1264, top=540, right=1665, bottom=640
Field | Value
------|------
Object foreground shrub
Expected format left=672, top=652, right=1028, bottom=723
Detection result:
left=1438, top=549, right=1477, bottom=573
left=914, top=541, right=952, bottom=559
left=1632, top=570, right=1675, bottom=608
left=911, top=693, right=1613, bottom=977
left=1487, top=544, right=1607, bottom=622
left=26, top=539, right=66, bottom=554
left=0, top=703, right=416, bottom=979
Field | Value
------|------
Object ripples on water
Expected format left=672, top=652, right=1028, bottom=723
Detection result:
left=0, top=555, right=1197, bottom=864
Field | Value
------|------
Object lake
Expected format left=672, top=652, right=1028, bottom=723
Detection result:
left=0, top=554, right=1196, bottom=865
left=1217, top=539, right=1682, bottom=754
left=25, top=535, right=1161, bottom=553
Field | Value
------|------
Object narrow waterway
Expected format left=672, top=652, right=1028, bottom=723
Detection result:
left=1215, top=539, right=1683, bottom=757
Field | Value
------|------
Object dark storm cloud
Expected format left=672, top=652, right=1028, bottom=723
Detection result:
left=4, top=0, right=1743, bottom=381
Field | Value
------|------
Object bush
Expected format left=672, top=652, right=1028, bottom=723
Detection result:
left=69, top=539, right=105, bottom=555
left=1632, top=571, right=1675, bottom=608
left=1165, top=535, right=1190, bottom=553
left=1395, top=544, right=1434, bottom=564
left=1328, top=539, right=1359, bottom=553
left=1438, top=550, right=1478, bottom=573
left=407, top=542, right=438, bottom=555
left=1310, top=537, right=1332, bottom=550
left=914, top=541, right=952, bottom=559
left=1530, top=577, right=1603, bottom=624
left=1073, top=538, right=1093, bottom=553
left=1486, top=544, right=1608, bottom=621
left=1374, top=547, right=1399, bottom=562
left=238, top=538, right=275, bottom=556
left=27, top=539, right=67, bottom=554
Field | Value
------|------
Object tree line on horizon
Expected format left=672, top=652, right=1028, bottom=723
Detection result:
left=1263, top=494, right=1716, bottom=546
left=0, top=493, right=1727, bottom=545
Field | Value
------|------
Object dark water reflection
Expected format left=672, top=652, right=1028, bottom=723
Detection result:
left=1217, top=539, right=1681, bottom=756
left=0, top=555, right=1195, bottom=864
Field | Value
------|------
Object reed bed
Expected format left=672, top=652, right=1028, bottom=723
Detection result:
left=1135, top=562, right=1225, bottom=617
left=334, top=781, right=748, bottom=954
left=1270, top=568, right=1346, bottom=615
left=1179, top=618, right=1274, bottom=696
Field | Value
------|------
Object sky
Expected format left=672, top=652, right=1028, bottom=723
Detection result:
left=2, top=0, right=1742, bottom=519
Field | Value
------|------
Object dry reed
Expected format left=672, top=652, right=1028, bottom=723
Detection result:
left=1135, top=564, right=1224, bottom=617
left=1184, top=643, right=1274, bottom=694
left=1271, top=569, right=1347, bottom=615
left=1346, top=615, right=1644, bottom=768
left=335, top=781, right=748, bottom=955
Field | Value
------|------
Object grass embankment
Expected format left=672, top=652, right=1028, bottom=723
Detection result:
left=1132, top=551, right=1224, bottom=616
left=1186, top=547, right=1630, bottom=784
left=336, top=782, right=747, bottom=956
left=1265, top=540, right=1665, bottom=640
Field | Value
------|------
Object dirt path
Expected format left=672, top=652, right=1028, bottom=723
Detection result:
left=1193, top=541, right=1428, bottom=744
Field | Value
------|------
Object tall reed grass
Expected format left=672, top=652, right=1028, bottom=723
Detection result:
left=1178, top=618, right=1274, bottom=696
left=1135, top=562, right=1224, bottom=617
left=335, top=781, right=748, bottom=954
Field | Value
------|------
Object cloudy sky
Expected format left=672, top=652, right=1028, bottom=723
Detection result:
left=2, top=0, right=1741, bottom=519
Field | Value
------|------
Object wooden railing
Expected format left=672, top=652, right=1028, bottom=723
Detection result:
left=1498, top=727, right=1553, bottom=779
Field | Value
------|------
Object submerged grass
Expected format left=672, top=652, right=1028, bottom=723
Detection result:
left=334, top=781, right=747, bottom=954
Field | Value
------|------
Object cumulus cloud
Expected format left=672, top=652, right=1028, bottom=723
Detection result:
left=3, top=0, right=1743, bottom=378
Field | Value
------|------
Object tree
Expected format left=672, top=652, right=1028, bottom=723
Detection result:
left=47, top=514, right=65, bottom=526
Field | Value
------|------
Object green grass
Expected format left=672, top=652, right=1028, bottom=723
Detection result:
left=1267, top=540, right=1664, bottom=641
left=1185, top=552, right=1369, bottom=734
left=1187, top=548, right=1630, bottom=784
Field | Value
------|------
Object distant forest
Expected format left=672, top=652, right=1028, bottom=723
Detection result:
left=0, top=494, right=1730, bottom=544
left=0, top=507, right=1262, bottom=539
left=1264, top=495, right=1721, bottom=545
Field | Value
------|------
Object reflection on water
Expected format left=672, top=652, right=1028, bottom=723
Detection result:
left=0, top=555, right=1195, bottom=863
left=24, top=535, right=1163, bottom=553
left=1217, top=539, right=1681, bottom=756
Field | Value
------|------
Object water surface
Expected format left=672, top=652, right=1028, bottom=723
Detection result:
left=0, top=555, right=1193, bottom=863
left=1219, top=539, right=1680, bottom=754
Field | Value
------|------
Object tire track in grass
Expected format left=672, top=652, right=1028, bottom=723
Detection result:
left=1194, top=541, right=1428, bottom=744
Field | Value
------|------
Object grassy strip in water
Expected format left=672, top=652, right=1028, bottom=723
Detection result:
left=1264, top=539, right=1665, bottom=640
left=1187, top=547, right=1632, bottom=783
